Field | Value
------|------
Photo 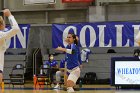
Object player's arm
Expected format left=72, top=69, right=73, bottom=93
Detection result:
left=2, top=9, right=20, bottom=39
left=55, top=46, right=76, bottom=54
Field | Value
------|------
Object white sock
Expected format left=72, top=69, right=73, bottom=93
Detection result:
left=67, top=87, right=75, bottom=92
left=56, top=83, right=59, bottom=85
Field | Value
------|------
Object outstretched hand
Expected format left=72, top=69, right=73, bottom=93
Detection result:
left=55, top=46, right=66, bottom=52
left=55, top=46, right=63, bottom=51
left=3, top=9, right=12, bottom=17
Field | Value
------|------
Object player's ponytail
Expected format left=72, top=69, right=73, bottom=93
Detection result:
left=72, top=34, right=78, bottom=45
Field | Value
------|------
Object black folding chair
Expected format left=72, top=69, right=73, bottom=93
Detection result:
left=36, top=64, right=51, bottom=88
left=9, top=64, right=24, bottom=88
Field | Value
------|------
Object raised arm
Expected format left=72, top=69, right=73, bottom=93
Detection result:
left=2, top=9, right=20, bottom=39
left=55, top=46, right=74, bottom=54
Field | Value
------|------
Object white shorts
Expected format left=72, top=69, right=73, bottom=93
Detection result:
left=67, top=67, right=80, bottom=84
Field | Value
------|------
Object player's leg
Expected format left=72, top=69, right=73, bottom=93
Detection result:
left=67, top=67, right=80, bottom=93
left=54, top=71, right=62, bottom=88
left=0, top=51, right=4, bottom=88
left=0, top=72, right=3, bottom=87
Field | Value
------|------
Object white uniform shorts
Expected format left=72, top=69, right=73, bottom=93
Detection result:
left=67, top=67, right=80, bottom=84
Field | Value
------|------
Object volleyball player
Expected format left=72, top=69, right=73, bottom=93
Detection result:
left=0, top=9, right=20, bottom=87
left=56, top=33, right=81, bottom=93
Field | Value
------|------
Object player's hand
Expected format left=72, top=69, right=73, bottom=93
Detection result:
left=55, top=46, right=63, bottom=51
left=3, top=9, right=12, bottom=17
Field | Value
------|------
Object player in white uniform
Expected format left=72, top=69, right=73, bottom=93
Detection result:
left=0, top=9, right=20, bottom=86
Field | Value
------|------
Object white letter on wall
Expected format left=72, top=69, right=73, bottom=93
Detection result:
left=63, top=26, right=77, bottom=47
left=115, top=25, right=123, bottom=47
left=16, top=27, right=27, bottom=48
left=80, top=25, right=96, bottom=47
left=98, top=25, right=106, bottom=47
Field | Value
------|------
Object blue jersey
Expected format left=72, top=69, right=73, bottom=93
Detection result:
left=59, top=59, right=66, bottom=68
left=44, top=60, right=58, bottom=67
left=65, top=43, right=79, bottom=70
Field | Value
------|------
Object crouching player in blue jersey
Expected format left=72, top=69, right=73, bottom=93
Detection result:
left=56, top=33, right=82, bottom=93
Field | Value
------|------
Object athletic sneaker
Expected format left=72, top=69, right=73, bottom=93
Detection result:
left=67, top=87, right=75, bottom=93
left=53, top=89, right=60, bottom=93
left=54, top=84, right=60, bottom=89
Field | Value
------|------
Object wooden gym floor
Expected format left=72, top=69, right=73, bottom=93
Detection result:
left=1, top=84, right=140, bottom=93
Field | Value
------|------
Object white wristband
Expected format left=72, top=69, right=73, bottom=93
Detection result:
left=66, top=49, right=72, bottom=54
